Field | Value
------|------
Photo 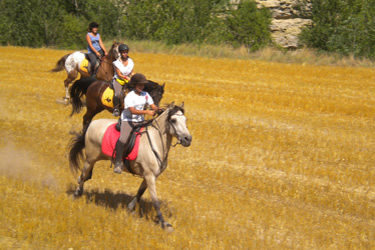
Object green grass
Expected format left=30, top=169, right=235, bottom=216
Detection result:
left=109, top=40, right=375, bottom=67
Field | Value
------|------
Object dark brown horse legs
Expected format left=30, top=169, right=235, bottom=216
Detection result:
left=127, top=180, right=147, bottom=212
left=145, top=175, right=173, bottom=231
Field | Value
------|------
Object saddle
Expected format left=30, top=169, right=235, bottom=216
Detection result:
left=115, top=119, right=150, bottom=160
left=116, top=122, right=144, bottom=174
left=101, top=85, right=129, bottom=109
left=102, top=123, right=143, bottom=174
left=84, top=53, right=101, bottom=76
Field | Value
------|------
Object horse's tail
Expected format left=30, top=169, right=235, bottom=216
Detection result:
left=50, top=54, right=70, bottom=72
left=69, top=77, right=97, bottom=117
left=68, top=125, right=88, bottom=175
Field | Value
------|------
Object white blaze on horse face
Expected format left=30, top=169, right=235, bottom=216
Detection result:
left=171, top=110, right=192, bottom=147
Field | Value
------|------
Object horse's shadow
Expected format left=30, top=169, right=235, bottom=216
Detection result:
left=66, top=185, right=173, bottom=222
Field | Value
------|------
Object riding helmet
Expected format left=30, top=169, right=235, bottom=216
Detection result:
left=119, top=44, right=129, bottom=52
left=129, top=73, right=148, bottom=87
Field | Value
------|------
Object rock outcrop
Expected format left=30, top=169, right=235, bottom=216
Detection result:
left=256, top=0, right=311, bottom=49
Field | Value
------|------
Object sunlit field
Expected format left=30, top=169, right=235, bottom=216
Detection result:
left=1, top=45, right=375, bottom=249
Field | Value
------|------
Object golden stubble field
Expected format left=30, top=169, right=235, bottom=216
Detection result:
left=0, top=46, right=375, bottom=249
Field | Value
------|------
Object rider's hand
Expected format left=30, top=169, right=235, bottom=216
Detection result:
left=147, top=110, right=156, bottom=116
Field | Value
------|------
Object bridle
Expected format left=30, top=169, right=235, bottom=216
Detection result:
left=99, top=47, right=119, bottom=66
left=145, top=110, right=185, bottom=169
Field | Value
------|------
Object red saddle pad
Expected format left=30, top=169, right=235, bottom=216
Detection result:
left=101, top=123, right=143, bottom=161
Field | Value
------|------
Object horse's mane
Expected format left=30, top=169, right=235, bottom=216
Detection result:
left=110, top=42, right=120, bottom=51
left=125, top=80, right=162, bottom=91
left=146, top=80, right=161, bottom=90
left=131, top=103, right=183, bottom=130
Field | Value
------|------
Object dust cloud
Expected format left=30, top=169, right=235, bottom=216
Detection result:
left=0, top=142, right=58, bottom=190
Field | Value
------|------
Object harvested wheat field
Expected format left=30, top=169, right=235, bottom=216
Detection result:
left=1, top=45, right=375, bottom=249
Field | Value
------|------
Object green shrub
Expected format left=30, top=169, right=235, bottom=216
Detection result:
left=226, top=0, right=272, bottom=51
left=298, top=0, right=375, bottom=58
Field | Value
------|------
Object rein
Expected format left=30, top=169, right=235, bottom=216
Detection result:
left=144, top=110, right=182, bottom=170
left=100, top=57, right=113, bottom=65
left=100, top=47, right=118, bottom=66
left=145, top=126, right=165, bottom=169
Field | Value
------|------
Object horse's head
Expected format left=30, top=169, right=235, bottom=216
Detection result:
left=167, top=102, right=192, bottom=147
left=109, top=42, right=121, bottom=60
left=145, top=81, right=165, bottom=106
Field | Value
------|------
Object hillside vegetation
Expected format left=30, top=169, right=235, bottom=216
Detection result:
left=0, top=45, right=375, bottom=249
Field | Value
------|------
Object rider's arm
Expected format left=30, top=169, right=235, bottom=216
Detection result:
left=129, top=107, right=155, bottom=116
left=150, top=104, right=159, bottom=111
left=115, top=67, right=130, bottom=81
left=98, top=36, right=107, bottom=55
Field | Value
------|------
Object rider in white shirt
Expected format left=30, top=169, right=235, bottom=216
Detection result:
left=113, top=73, right=161, bottom=174
left=112, top=44, right=134, bottom=116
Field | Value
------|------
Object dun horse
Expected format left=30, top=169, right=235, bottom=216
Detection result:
left=50, top=42, right=120, bottom=100
left=68, top=102, right=192, bottom=231
left=69, top=77, right=165, bottom=128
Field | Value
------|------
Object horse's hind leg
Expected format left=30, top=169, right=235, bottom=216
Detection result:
left=64, top=70, right=78, bottom=100
left=83, top=105, right=104, bottom=129
left=74, top=160, right=94, bottom=197
left=127, top=179, right=147, bottom=212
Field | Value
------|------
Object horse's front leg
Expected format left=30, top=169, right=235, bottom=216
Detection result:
left=74, top=161, right=93, bottom=197
left=127, top=179, right=147, bottom=212
left=145, top=175, right=174, bottom=232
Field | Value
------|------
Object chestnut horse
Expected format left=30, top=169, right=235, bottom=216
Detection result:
left=50, top=42, right=120, bottom=100
left=68, top=103, right=192, bottom=231
left=69, top=77, right=165, bottom=129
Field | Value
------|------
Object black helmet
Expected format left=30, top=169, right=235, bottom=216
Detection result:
left=89, top=22, right=99, bottom=31
left=118, top=44, right=129, bottom=52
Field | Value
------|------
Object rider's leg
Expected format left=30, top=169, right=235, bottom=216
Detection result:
left=114, top=121, right=133, bottom=174
left=93, top=50, right=104, bottom=75
left=112, top=79, right=122, bottom=117
left=87, top=53, right=97, bottom=77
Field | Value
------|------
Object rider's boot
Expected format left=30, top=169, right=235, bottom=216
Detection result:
left=114, top=140, right=125, bottom=174
left=113, top=96, right=120, bottom=117
left=90, top=63, right=96, bottom=77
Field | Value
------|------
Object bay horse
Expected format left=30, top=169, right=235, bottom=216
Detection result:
left=50, top=42, right=120, bottom=100
left=68, top=102, right=192, bottom=231
left=69, top=77, right=165, bottom=129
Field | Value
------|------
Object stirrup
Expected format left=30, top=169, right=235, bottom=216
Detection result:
left=113, top=109, right=120, bottom=117
left=113, top=164, right=123, bottom=174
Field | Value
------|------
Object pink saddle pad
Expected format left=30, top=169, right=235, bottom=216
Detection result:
left=101, top=123, right=143, bottom=161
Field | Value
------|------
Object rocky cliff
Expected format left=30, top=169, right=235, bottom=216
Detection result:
left=256, top=0, right=311, bottom=49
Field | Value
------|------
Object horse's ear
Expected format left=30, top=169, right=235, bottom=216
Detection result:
left=170, top=101, right=175, bottom=108
left=180, top=102, right=184, bottom=109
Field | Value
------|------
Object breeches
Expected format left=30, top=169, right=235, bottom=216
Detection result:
left=119, top=121, right=140, bottom=144
left=112, top=79, right=123, bottom=98
left=87, top=50, right=104, bottom=67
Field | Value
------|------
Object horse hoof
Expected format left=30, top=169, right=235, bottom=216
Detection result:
left=163, top=223, right=174, bottom=233
left=56, top=97, right=69, bottom=105
left=74, top=189, right=83, bottom=197
left=127, top=198, right=137, bottom=212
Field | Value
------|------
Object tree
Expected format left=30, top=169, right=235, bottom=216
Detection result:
left=226, top=0, right=272, bottom=51
left=298, top=0, right=375, bottom=58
